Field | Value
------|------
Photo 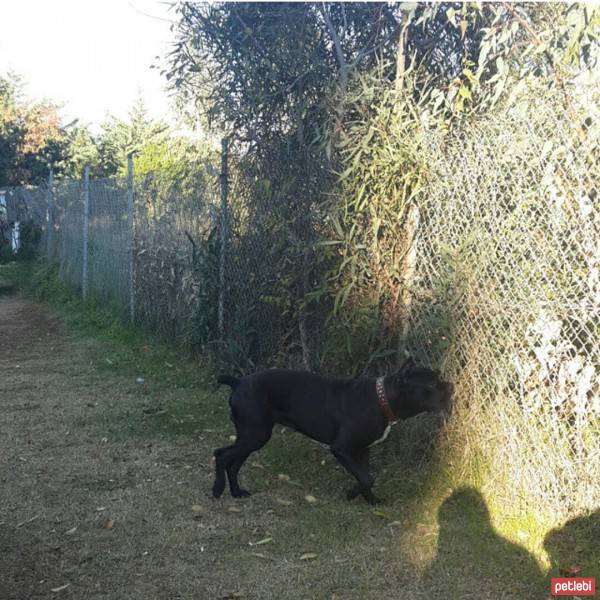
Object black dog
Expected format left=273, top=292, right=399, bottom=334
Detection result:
left=212, top=358, right=452, bottom=504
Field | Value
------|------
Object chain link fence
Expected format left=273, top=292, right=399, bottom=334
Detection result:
left=406, top=93, right=599, bottom=415
left=401, top=89, right=599, bottom=514
left=1, top=185, right=47, bottom=257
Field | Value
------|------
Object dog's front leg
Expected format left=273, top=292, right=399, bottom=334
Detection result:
left=345, top=448, right=373, bottom=501
left=330, top=445, right=380, bottom=505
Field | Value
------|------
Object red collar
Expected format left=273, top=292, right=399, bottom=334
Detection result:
left=376, top=376, right=397, bottom=423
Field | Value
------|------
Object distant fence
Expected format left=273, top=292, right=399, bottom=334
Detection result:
left=3, top=156, right=217, bottom=340
left=3, top=148, right=325, bottom=371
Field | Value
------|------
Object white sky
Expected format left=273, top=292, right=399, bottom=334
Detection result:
left=0, top=0, right=178, bottom=132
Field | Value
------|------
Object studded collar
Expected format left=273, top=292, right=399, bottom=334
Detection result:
left=376, top=376, right=397, bottom=424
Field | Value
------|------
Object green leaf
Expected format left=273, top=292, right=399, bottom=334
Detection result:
left=446, top=7, right=456, bottom=26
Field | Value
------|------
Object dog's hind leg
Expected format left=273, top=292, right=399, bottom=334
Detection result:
left=212, top=444, right=235, bottom=498
left=331, top=445, right=379, bottom=505
left=225, top=426, right=272, bottom=498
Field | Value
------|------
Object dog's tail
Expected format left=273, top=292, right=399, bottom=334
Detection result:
left=217, top=374, right=241, bottom=389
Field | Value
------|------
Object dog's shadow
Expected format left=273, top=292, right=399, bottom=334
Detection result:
left=422, top=487, right=546, bottom=598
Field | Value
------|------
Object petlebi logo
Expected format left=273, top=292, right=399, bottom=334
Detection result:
left=551, top=577, right=596, bottom=596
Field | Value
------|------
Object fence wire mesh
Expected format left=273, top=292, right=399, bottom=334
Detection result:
left=86, top=177, right=131, bottom=314
left=405, top=96, right=599, bottom=422
left=3, top=185, right=47, bottom=225
left=53, top=180, right=83, bottom=290
left=134, top=171, right=216, bottom=343
left=1, top=185, right=47, bottom=254
left=219, top=160, right=324, bottom=370
left=399, top=92, right=599, bottom=513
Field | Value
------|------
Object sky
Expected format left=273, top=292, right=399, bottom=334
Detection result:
left=0, top=0, right=177, bottom=132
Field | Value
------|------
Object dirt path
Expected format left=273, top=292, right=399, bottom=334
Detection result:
left=0, top=294, right=226, bottom=600
left=0, top=292, right=549, bottom=600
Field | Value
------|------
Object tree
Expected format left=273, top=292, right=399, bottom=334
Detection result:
left=96, top=96, right=169, bottom=177
left=169, top=3, right=599, bottom=140
left=0, top=74, right=22, bottom=185
left=58, top=125, right=99, bottom=179
left=165, top=2, right=599, bottom=371
left=0, top=72, right=69, bottom=186
left=168, top=2, right=399, bottom=153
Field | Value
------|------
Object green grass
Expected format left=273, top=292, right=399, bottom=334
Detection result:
left=8, top=260, right=223, bottom=440
left=0, top=261, right=29, bottom=294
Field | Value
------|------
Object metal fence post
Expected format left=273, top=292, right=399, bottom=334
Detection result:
left=218, top=137, right=229, bottom=339
left=398, top=201, right=420, bottom=357
left=82, top=165, right=90, bottom=299
left=127, top=153, right=135, bottom=323
left=46, top=168, right=54, bottom=257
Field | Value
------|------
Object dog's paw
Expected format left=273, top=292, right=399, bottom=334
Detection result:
left=366, top=494, right=382, bottom=506
left=232, top=488, right=251, bottom=498
left=346, top=486, right=360, bottom=501
left=212, top=483, right=225, bottom=498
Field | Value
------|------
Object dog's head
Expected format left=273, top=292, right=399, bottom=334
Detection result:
left=390, top=357, right=453, bottom=418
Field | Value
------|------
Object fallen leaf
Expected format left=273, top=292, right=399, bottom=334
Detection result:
left=277, top=473, right=290, bottom=482
left=51, top=583, right=70, bottom=592
left=16, top=515, right=39, bottom=528
left=144, top=408, right=167, bottom=417
left=304, top=495, right=317, bottom=504
left=559, top=565, right=582, bottom=577
left=300, top=553, right=318, bottom=560
left=249, top=537, right=273, bottom=546
left=276, top=498, right=293, bottom=506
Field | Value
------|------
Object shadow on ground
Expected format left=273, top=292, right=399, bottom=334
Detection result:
left=544, top=507, right=600, bottom=581
left=422, top=487, right=546, bottom=598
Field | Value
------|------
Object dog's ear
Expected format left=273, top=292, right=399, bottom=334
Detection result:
left=397, top=356, right=415, bottom=376
left=405, top=367, right=442, bottom=389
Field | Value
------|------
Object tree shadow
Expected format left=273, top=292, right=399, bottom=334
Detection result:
left=422, top=487, right=546, bottom=599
